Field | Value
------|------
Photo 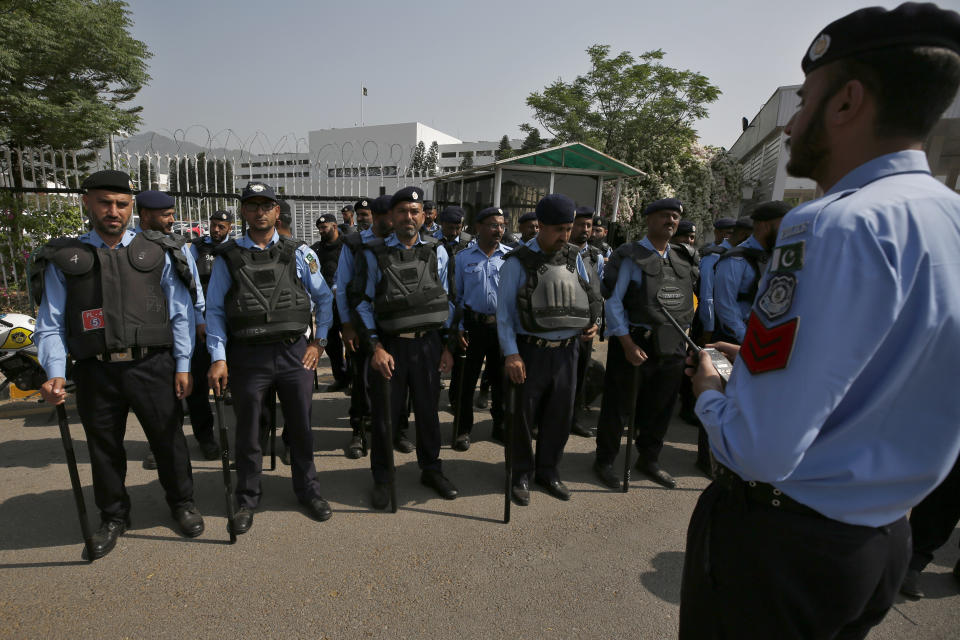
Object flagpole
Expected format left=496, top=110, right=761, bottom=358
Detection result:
left=360, top=82, right=364, bottom=127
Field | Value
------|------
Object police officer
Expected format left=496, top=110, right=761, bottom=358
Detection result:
left=436, top=206, right=473, bottom=409
left=675, top=220, right=697, bottom=246
left=589, top=216, right=612, bottom=258
left=206, top=182, right=334, bottom=533
left=517, top=211, right=539, bottom=244
left=357, top=187, right=457, bottom=508
left=311, top=213, right=349, bottom=392
left=570, top=206, right=604, bottom=438
left=354, top=197, right=374, bottom=233
left=498, top=194, right=600, bottom=505
left=338, top=204, right=357, bottom=236
left=134, top=190, right=207, bottom=469
left=451, top=206, right=513, bottom=451
left=713, top=202, right=790, bottom=344
left=696, top=218, right=735, bottom=344
left=184, top=210, right=235, bottom=462
left=34, top=170, right=203, bottom=558
left=421, top=199, right=440, bottom=237
left=592, top=198, right=698, bottom=491
left=682, top=5, right=960, bottom=637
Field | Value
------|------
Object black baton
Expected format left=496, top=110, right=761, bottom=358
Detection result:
left=214, top=394, right=238, bottom=544
left=56, top=404, right=95, bottom=562
left=450, top=348, right=467, bottom=447
left=382, top=372, right=398, bottom=513
left=503, top=376, right=519, bottom=524
left=268, top=390, right=277, bottom=471
left=623, top=363, right=642, bottom=492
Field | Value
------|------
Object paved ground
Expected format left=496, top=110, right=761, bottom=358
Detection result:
left=0, top=347, right=957, bottom=639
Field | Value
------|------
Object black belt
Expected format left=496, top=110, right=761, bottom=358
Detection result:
left=94, top=346, right=169, bottom=363
left=714, top=464, right=827, bottom=520
left=517, top=334, right=577, bottom=349
left=464, top=309, right=497, bottom=325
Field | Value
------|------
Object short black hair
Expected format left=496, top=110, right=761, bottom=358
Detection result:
left=828, top=46, right=960, bottom=140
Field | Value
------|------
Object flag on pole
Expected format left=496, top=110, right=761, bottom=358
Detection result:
left=362, top=87, right=368, bottom=96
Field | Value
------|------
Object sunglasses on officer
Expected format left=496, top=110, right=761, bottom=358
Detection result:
left=241, top=201, right=278, bottom=213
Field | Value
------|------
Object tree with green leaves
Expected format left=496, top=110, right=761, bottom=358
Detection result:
left=497, top=134, right=514, bottom=159
left=425, top=141, right=439, bottom=176
left=409, top=141, right=427, bottom=174
left=518, top=124, right=549, bottom=153
left=458, top=155, right=474, bottom=171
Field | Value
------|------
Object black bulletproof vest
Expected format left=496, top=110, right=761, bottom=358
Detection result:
left=716, top=246, right=768, bottom=302
left=311, top=238, right=343, bottom=287
left=622, top=244, right=696, bottom=355
left=369, top=238, right=449, bottom=334
left=193, top=239, right=217, bottom=293
left=509, top=244, right=592, bottom=333
left=217, top=236, right=312, bottom=344
left=580, top=244, right=604, bottom=280
left=48, top=233, right=174, bottom=359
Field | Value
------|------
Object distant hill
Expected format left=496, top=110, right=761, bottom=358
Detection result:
left=107, top=131, right=241, bottom=158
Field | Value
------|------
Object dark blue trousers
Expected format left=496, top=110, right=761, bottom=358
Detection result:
left=227, top=337, right=321, bottom=508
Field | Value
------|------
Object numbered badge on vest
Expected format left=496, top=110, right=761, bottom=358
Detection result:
left=82, top=308, right=105, bottom=331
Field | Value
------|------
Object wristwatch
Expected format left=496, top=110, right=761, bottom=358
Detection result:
left=315, top=338, right=328, bottom=348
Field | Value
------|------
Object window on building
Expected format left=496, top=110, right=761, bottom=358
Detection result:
left=475, top=150, right=493, bottom=157
left=441, top=152, right=457, bottom=158
left=458, top=151, right=474, bottom=158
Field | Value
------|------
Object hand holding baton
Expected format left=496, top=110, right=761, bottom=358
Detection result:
left=213, top=395, right=237, bottom=544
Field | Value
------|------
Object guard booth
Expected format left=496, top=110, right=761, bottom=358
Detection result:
left=430, top=142, right=643, bottom=231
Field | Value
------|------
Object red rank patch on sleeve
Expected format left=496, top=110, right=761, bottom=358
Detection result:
left=81, top=308, right=104, bottom=331
left=740, top=311, right=798, bottom=374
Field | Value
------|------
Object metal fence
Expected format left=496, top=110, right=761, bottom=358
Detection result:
left=0, top=144, right=435, bottom=289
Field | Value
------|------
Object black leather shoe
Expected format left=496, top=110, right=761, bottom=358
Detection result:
left=142, top=452, right=157, bottom=470
left=900, top=569, right=924, bottom=599
left=570, top=420, right=594, bottom=438
left=326, top=380, right=350, bottom=393
left=535, top=476, right=571, bottom=501
left=490, top=425, right=505, bottom=445
left=346, top=434, right=365, bottom=459
left=231, top=507, right=254, bottom=535
left=394, top=433, right=415, bottom=454
left=90, top=518, right=129, bottom=559
left=636, top=459, right=677, bottom=489
left=592, top=461, right=621, bottom=490
left=511, top=478, right=530, bottom=506
left=421, top=470, right=458, bottom=500
left=371, top=483, right=390, bottom=510
left=198, top=439, right=220, bottom=461
left=172, top=503, right=205, bottom=538
left=303, top=497, right=332, bottom=522
left=452, top=434, right=470, bottom=452
left=474, top=388, right=489, bottom=409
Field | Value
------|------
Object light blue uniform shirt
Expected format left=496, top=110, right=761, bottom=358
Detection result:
left=698, top=239, right=732, bottom=332
left=205, top=230, right=333, bottom=362
left=713, top=234, right=765, bottom=342
left=134, top=225, right=205, bottom=323
left=422, top=222, right=440, bottom=238
left=579, top=243, right=605, bottom=281
left=334, top=228, right=376, bottom=319
left=604, top=236, right=668, bottom=337
left=496, top=238, right=591, bottom=357
left=696, top=150, right=960, bottom=527
left=455, top=241, right=512, bottom=324
left=36, top=229, right=196, bottom=378
left=356, top=233, right=452, bottom=337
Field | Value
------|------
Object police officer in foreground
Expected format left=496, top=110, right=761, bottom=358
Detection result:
left=682, top=5, right=960, bottom=637
left=570, top=206, right=604, bottom=438
left=498, top=194, right=600, bottom=505
left=356, top=187, right=457, bottom=508
left=517, top=211, right=539, bottom=244
left=186, top=209, right=234, bottom=461
left=34, top=170, right=203, bottom=558
left=592, top=198, right=698, bottom=490
left=713, top=203, right=790, bottom=344
left=452, top=206, right=513, bottom=451
left=206, top=182, right=334, bottom=533
left=311, top=213, right=349, bottom=392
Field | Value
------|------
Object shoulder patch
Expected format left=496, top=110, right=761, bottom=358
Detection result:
left=305, top=252, right=319, bottom=274
left=740, top=312, right=798, bottom=374
left=769, top=241, right=805, bottom=273
left=756, top=273, right=797, bottom=321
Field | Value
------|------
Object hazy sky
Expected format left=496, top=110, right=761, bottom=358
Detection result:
left=126, top=0, right=960, bottom=154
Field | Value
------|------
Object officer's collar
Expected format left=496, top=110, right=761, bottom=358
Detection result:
left=242, top=229, right=281, bottom=249
left=639, top=236, right=669, bottom=258
left=827, top=149, right=931, bottom=195
left=387, top=232, right=426, bottom=248
left=88, top=228, right=136, bottom=249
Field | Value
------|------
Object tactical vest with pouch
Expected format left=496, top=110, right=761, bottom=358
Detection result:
left=193, top=239, right=217, bottom=292
left=217, top=236, right=312, bottom=344
left=369, top=237, right=449, bottom=334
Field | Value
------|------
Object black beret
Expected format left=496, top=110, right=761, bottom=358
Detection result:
left=278, top=210, right=292, bottom=227
left=518, top=211, right=538, bottom=224
left=642, top=198, right=684, bottom=217
left=750, top=200, right=792, bottom=221
left=209, top=210, right=234, bottom=222
left=438, top=206, right=465, bottom=223
left=423, top=200, right=437, bottom=210
left=713, top=217, right=736, bottom=230
left=802, top=2, right=960, bottom=76
left=278, top=200, right=291, bottom=216
left=354, top=198, right=372, bottom=211
left=592, top=216, right=605, bottom=228
left=535, top=193, right=577, bottom=225
left=476, top=206, right=504, bottom=223
left=371, top=195, right=392, bottom=215
left=82, top=169, right=134, bottom=194
left=735, top=216, right=754, bottom=230
left=341, top=204, right=354, bottom=212
left=135, top=190, right=174, bottom=210
left=241, top=182, right=278, bottom=203
left=390, top=186, right=425, bottom=209
left=316, top=213, right=338, bottom=227
left=677, top=220, right=697, bottom=235
left=574, top=205, right=595, bottom=219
